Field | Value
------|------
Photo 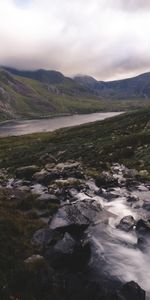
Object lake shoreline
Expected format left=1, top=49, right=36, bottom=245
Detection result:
left=0, top=112, right=124, bottom=138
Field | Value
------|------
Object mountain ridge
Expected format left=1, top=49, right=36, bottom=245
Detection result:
left=0, top=66, right=150, bottom=121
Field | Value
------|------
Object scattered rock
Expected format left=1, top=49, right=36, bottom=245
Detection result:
left=24, top=254, right=44, bottom=264
left=32, top=169, right=59, bottom=185
left=117, top=215, right=136, bottom=232
left=16, top=165, right=40, bottom=179
left=139, top=170, right=149, bottom=177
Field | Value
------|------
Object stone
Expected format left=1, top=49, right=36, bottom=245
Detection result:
left=32, top=169, right=59, bottom=185
left=127, top=194, right=139, bottom=203
left=16, top=165, right=40, bottom=179
left=46, top=233, right=91, bottom=271
left=116, top=281, right=145, bottom=300
left=50, top=199, right=114, bottom=230
left=117, top=215, right=135, bottom=232
left=136, top=219, right=150, bottom=236
left=24, top=254, right=44, bottom=264
left=36, top=193, right=59, bottom=204
left=32, top=228, right=55, bottom=247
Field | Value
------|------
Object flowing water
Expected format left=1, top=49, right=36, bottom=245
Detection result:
left=85, top=180, right=150, bottom=299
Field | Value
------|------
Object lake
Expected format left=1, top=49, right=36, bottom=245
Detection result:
left=0, top=112, right=122, bottom=137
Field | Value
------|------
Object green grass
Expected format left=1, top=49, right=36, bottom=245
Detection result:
left=1, top=107, right=150, bottom=175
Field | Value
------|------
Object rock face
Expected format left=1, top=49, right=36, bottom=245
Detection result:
left=117, top=215, right=136, bottom=232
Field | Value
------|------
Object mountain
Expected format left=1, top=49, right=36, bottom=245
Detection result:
left=0, top=68, right=105, bottom=121
left=74, top=72, right=150, bottom=99
left=1, top=67, right=150, bottom=121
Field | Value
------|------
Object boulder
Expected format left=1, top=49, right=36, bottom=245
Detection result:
left=142, top=200, right=150, bottom=211
left=16, top=165, right=40, bottom=179
left=56, top=161, right=85, bottom=179
left=32, top=169, right=59, bottom=185
left=136, top=219, right=150, bottom=236
left=127, top=194, right=139, bottom=203
left=117, top=215, right=135, bottom=232
left=36, top=193, right=59, bottom=204
left=49, top=199, right=111, bottom=231
left=46, top=232, right=91, bottom=271
left=32, top=228, right=56, bottom=247
left=116, top=281, right=145, bottom=300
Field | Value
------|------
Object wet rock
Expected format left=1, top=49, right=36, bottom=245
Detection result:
left=142, top=200, right=150, bottom=211
left=32, top=228, right=55, bottom=247
left=136, top=219, right=150, bottom=236
left=127, top=194, right=139, bottom=203
left=46, top=233, right=91, bottom=271
left=137, top=185, right=149, bottom=192
left=116, top=281, right=145, bottom=300
left=54, top=232, right=75, bottom=254
left=117, top=215, right=135, bottom=232
left=49, top=199, right=112, bottom=231
left=137, top=237, right=150, bottom=252
left=16, top=165, right=40, bottom=179
left=95, top=171, right=118, bottom=188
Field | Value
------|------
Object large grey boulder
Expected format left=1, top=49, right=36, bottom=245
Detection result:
left=50, top=199, right=114, bottom=231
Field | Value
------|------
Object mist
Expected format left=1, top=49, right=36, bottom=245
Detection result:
left=0, top=0, right=150, bottom=80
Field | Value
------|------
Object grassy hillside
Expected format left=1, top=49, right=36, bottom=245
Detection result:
left=1, top=68, right=150, bottom=121
left=1, top=108, right=150, bottom=178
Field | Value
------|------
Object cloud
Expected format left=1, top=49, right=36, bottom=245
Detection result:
left=0, top=0, right=150, bottom=80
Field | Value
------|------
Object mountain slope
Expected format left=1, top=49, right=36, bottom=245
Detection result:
left=0, top=69, right=107, bottom=120
left=74, top=72, right=150, bottom=99
left=1, top=67, right=150, bottom=121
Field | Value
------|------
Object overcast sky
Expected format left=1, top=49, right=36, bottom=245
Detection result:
left=0, top=0, right=150, bottom=80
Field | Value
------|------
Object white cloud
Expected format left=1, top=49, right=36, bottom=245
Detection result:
left=0, top=0, right=150, bottom=80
